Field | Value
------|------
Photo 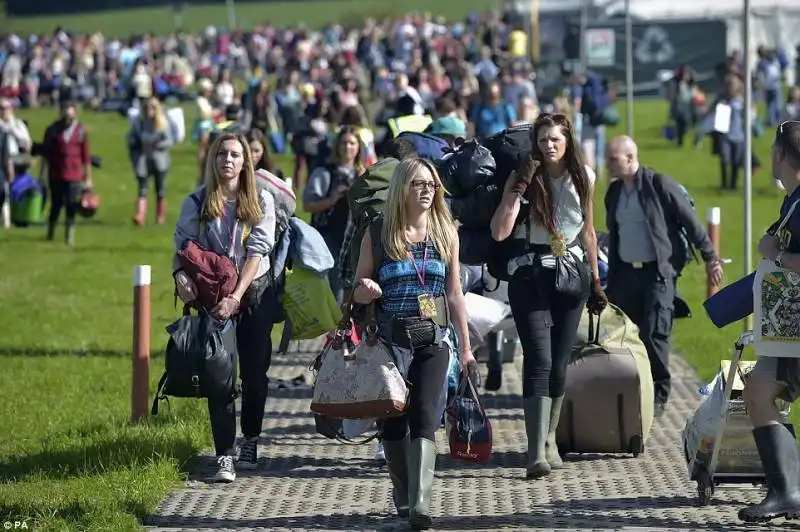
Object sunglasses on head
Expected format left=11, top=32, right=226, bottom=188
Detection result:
left=778, top=120, right=800, bottom=137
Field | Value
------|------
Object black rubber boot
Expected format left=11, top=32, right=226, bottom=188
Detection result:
left=46, top=220, right=56, bottom=241
left=738, top=424, right=800, bottom=523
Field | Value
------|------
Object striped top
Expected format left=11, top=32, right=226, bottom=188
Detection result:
left=378, top=239, right=447, bottom=318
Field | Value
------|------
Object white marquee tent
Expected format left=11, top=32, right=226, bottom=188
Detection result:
left=604, top=0, right=800, bottom=84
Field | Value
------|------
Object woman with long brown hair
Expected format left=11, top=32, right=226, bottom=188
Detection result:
left=302, top=125, right=364, bottom=302
left=173, top=132, right=279, bottom=483
left=490, top=113, right=607, bottom=479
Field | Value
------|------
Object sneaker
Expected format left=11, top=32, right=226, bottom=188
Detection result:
left=213, top=455, right=236, bottom=483
left=374, top=442, right=386, bottom=463
left=237, top=436, right=259, bottom=469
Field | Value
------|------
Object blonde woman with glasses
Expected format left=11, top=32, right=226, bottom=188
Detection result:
left=127, top=97, right=173, bottom=225
left=351, top=158, right=475, bottom=530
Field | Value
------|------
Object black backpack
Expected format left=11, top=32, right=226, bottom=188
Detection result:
left=482, top=124, right=534, bottom=188
left=151, top=307, right=239, bottom=415
left=458, top=202, right=532, bottom=283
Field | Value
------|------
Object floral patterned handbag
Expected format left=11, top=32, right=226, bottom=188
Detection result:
left=310, top=297, right=408, bottom=420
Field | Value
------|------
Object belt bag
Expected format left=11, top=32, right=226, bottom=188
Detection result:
left=392, top=316, right=437, bottom=350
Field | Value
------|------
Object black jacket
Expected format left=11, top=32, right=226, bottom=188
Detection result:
left=605, top=166, right=716, bottom=282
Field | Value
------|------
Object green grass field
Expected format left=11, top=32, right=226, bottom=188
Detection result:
left=0, top=0, right=494, bottom=36
left=0, top=97, right=786, bottom=530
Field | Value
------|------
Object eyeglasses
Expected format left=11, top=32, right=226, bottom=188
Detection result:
left=411, top=180, right=440, bottom=191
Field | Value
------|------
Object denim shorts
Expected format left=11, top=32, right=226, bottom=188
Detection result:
left=749, top=356, right=800, bottom=402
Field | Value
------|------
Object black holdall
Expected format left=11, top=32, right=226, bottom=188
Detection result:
left=151, top=306, right=239, bottom=415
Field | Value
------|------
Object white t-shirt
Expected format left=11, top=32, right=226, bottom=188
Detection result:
left=527, top=165, right=596, bottom=262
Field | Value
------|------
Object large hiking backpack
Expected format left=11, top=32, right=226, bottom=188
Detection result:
left=344, top=158, right=399, bottom=286
left=451, top=124, right=533, bottom=229
left=458, top=202, right=532, bottom=282
left=673, top=183, right=699, bottom=274
left=651, top=174, right=699, bottom=274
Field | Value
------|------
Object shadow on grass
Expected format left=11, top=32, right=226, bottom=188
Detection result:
left=0, top=346, right=163, bottom=357
left=0, top=417, right=206, bottom=483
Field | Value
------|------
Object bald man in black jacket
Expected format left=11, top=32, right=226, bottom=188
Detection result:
left=605, top=135, right=724, bottom=416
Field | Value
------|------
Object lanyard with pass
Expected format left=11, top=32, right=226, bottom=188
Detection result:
left=409, top=239, right=437, bottom=319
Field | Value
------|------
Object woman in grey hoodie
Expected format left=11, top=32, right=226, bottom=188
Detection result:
left=127, top=97, right=173, bottom=225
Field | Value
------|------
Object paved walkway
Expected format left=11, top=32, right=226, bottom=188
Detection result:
left=145, top=340, right=796, bottom=531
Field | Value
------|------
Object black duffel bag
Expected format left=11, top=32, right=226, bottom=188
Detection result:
left=482, top=124, right=534, bottom=187
left=438, top=139, right=496, bottom=199
left=151, top=307, right=238, bottom=415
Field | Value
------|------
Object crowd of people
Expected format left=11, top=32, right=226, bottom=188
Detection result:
left=3, top=11, right=800, bottom=530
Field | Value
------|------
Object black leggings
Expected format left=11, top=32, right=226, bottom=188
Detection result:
left=208, top=274, right=277, bottom=456
left=381, top=343, right=450, bottom=442
left=508, top=267, right=586, bottom=399
left=136, top=171, right=167, bottom=199
left=48, top=180, right=82, bottom=225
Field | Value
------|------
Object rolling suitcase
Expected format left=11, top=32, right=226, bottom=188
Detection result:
left=556, top=306, right=655, bottom=457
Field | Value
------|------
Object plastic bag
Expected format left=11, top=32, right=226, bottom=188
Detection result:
left=682, top=372, right=725, bottom=474
left=465, top=292, right=511, bottom=346
left=342, top=418, right=377, bottom=439
left=437, top=139, right=496, bottom=199
left=282, top=267, right=341, bottom=339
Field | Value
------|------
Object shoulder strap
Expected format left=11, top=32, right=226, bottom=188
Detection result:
left=368, top=216, right=384, bottom=280
left=777, top=199, right=800, bottom=234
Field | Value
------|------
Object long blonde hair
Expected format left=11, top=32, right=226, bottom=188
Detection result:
left=382, top=158, right=457, bottom=264
left=145, top=97, right=168, bottom=133
left=201, top=132, right=263, bottom=226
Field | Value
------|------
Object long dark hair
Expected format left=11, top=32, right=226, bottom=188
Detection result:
left=518, top=113, right=590, bottom=234
left=245, top=128, right=276, bottom=172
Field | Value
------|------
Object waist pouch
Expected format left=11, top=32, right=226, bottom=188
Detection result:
left=391, top=316, right=437, bottom=350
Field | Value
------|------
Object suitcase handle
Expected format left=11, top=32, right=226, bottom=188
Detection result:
left=588, top=312, right=601, bottom=345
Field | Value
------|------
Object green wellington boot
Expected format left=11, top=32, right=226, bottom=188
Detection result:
left=382, top=440, right=409, bottom=517
left=545, top=396, right=565, bottom=469
left=407, top=438, right=436, bottom=530
left=523, top=396, right=552, bottom=479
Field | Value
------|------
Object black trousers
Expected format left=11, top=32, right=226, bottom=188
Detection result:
left=718, top=137, right=744, bottom=190
left=607, top=262, right=675, bottom=404
left=48, top=180, right=82, bottom=226
left=208, top=274, right=277, bottom=456
left=136, top=170, right=168, bottom=199
left=508, top=267, right=587, bottom=399
left=381, top=343, right=450, bottom=442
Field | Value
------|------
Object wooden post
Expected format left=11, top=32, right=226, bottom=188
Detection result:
left=707, top=207, right=721, bottom=299
left=132, top=265, right=151, bottom=424
left=530, top=0, right=540, bottom=65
